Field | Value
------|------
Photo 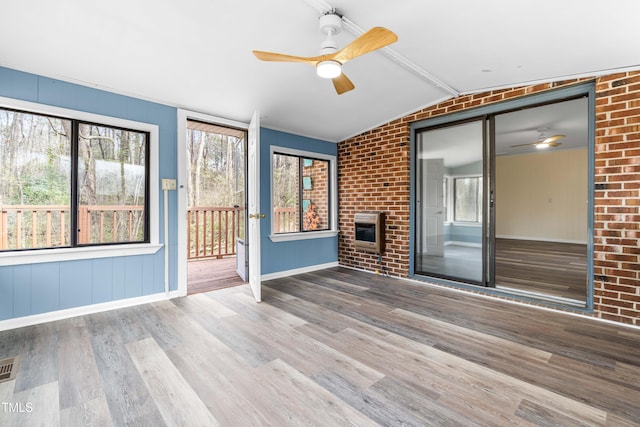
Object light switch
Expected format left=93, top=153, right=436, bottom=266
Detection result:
left=162, top=179, right=177, bottom=190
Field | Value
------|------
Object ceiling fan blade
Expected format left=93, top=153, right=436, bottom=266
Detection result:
left=510, top=134, right=566, bottom=148
left=331, top=27, right=398, bottom=64
left=332, top=73, right=355, bottom=95
left=510, top=140, right=564, bottom=148
left=252, top=50, right=319, bottom=65
left=543, top=134, right=565, bottom=144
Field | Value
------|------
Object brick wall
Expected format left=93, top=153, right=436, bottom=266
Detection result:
left=338, top=123, right=411, bottom=276
left=593, top=72, right=640, bottom=324
left=338, top=71, right=640, bottom=325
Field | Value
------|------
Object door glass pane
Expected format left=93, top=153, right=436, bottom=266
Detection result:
left=415, top=120, right=484, bottom=284
left=494, top=98, right=588, bottom=302
left=185, top=120, right=246, bottom=257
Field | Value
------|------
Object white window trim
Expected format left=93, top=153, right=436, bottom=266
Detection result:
left=0, top=96, right=160, bottom=266
left=269, top=145, right=338, bottom=242
left=450, top=173, right=483, bottom=224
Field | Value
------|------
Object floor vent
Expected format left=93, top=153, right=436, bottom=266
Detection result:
left=0, top=357, right=19, bottom=383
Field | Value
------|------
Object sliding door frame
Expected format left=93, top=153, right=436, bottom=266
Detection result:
left=413, top=117, right=489, bottom=286
left=409, top=82, right=596, bottom=310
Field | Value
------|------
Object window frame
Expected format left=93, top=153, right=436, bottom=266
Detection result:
left=452, top=175, right=483, bottom=224
left=269, top=145, right=338, bottom=242
left=0, top=96, right=161, bottom=266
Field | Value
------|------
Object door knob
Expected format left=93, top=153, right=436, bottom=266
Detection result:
left=249, top=213, right=265, bottom=219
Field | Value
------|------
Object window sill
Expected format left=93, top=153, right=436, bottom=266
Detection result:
left=269, top=230, right=339, bottom=243
left=0, top=243, right=163, bottom=267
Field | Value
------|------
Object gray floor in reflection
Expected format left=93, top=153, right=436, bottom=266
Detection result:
left=416, top=244, right=482, bottom=283
left=416, top=240, right=588, bottom=302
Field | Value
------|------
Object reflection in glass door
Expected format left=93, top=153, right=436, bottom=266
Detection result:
left=415, top=120, right=485, bottom=285
left=493, top=98, right=589, bottom=302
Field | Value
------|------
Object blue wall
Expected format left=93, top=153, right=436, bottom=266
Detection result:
left=0, top=67, right=178, bottom=321
left=0, top=68, right=338, bottom=322
left=260, top=128, right=338, bottom=275
left=445, top=223, right=482, bottom=245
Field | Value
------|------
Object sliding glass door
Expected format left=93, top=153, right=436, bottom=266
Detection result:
left=412, top=89, right=591, bottom=305
left=415, top=119, right=485, bottom=285
left=492, top=98, right=589, bottom=302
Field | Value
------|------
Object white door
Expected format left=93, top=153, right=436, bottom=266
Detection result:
left=424, top=158, right=445, bottom=256
left=247, top=111, right=262, bottom=302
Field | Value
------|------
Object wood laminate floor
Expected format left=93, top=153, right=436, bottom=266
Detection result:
left=1, top=267, right=638, bottom=426
left=496, top=239, right=587, bottom=302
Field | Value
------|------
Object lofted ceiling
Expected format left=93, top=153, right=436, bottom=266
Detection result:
left=1, top=0, right=639, bottom=142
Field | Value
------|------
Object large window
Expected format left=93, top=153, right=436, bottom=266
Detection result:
left=453, top=176, right=482, bottom=222
left=269, top=145, right=337, bottom=242
left=0, top=107, right=149, bottom=252
left=272, top=152, right=330, bottom=234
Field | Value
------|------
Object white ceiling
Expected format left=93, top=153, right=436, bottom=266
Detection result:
left=1, top=0, right=638, bottom=142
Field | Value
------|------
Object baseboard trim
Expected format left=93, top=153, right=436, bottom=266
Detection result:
left=0, top=291, right=182, bottom=332
left=261, top=262, right=339, bottom=281
left=444, top=241, right=482, bottom=248
left=496, top=235, right=587, bottom=245
left=338, top=263, right=640, bottom=331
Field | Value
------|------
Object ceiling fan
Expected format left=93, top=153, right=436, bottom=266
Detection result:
left=252, top=12, right=397, bottom=95
left=510, top=129, right=565, bottom=149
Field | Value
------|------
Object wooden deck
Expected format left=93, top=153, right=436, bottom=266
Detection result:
left=0, top=266, right=638, bottom=426
left=187, top=256, right=245, bottom=295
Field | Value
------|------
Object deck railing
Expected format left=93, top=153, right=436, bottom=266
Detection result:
left=273, top=207, right=297, bottom=233
left=187, top=206, right=244, bottom=260
left=2, top=204, right=298, bottom=256
left=0, top=204, right=144, bottom=250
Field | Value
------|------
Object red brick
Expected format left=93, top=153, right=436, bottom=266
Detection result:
left=338, top=71, right=640, bottom=323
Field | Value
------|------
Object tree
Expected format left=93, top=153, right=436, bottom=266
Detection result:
left=186, top=127, right=244, bottom=208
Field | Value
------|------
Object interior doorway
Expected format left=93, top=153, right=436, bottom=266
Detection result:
left=185, top=119, right=247, bottom=295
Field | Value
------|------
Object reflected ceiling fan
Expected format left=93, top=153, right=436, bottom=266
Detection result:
left=510, top=129, right=565, bottom=149
left=252, top=12, right=397, bottom=95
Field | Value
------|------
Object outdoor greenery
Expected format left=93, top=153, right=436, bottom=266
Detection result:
left=0, top=110, right=70, bottom=207
left=186, top=125, right=244, bottom=208
left=272, top=154, right=299, bottom=210
left=186, top=123, right=246, bottom=256
left=0, top=108, right=147, bottom=250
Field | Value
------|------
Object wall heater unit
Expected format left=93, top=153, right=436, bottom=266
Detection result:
left=354, top=212, right=385, bottom=254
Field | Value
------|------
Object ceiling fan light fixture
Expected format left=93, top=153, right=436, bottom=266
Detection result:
left=535, top=142, right=550, bottom=149
left=316, top=60, right=342, bottom=78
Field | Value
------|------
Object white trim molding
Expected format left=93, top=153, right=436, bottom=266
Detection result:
left=0, top=291, right=181, bottom=332
left=176, top=109, right=248, bottom=297
left=261, top=261, right=339, bottom=281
